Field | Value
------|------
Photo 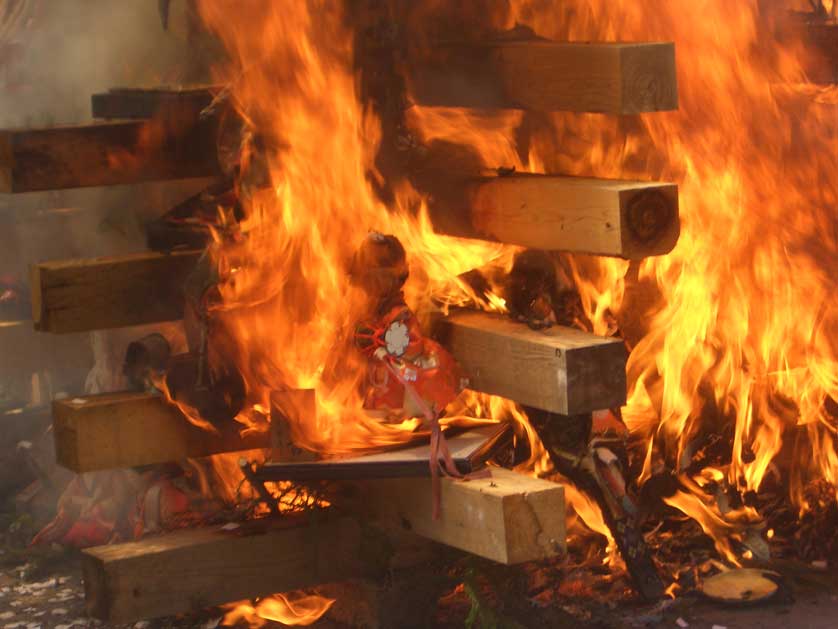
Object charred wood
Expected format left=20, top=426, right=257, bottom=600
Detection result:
left=0, top=116, right=222, bottom=193
left=91, top=86, right=219, bottom=120
left=406, top=40, right=678, bottom=114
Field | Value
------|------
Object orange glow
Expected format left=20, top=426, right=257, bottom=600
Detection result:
left=223, top=592, right=335, bottom=627
left=193, top=0, right=838, bottom=568
left=495, top=0, right=838, bottom=550
left=193, top=1, right=520, bottom=464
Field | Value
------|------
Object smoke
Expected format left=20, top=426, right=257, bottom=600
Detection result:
left=0, top=0, right=200, bottom=127
left=0, top=0, right=210, bottom=485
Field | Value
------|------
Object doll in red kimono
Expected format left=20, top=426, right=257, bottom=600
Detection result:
left=351, top=232, right=483, bottom=518
left=350, top=232, right=462, bottom=423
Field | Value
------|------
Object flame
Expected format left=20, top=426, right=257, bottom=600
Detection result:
left=193, top=1, right=520, bottom=458
left=497, top=0, right=838, bottom=547
left=194, top=0, right=838, bottom=570
left=223, top=592, right=335, bottom=627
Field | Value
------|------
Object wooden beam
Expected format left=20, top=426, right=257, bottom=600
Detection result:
left=31, top=250, right=201, bottom=333
left=82, top=516, right=361, bottom=623
left=80, top=469, right=563, bottom=621
left=91, top=86, right=218, bottom=120
left=430, top=175, right=680, bottom=259
left=434, top=310, right=627, bottom=414
left=53, top=392, right=269, bottom=472
left=408, top=41, right=678, bottom=113
left=364, top=468, right=565, bottom=565
left=0, top=117, right=221, bottom=192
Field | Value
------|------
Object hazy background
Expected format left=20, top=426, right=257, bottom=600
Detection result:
left=0, top=0, right=210, bottom=406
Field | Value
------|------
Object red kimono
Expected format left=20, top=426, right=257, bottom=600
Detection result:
left=355, top=297, right=462, bottom=417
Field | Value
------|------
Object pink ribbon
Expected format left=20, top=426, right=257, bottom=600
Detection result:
left=379, top=358, right=488, bottom=519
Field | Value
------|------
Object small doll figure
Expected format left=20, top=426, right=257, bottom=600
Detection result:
left=351, top=232, right=472, bottom=518
left=351, top=232, right=462, bottom=423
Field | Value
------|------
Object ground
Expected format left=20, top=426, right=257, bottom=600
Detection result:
left=0, top=533, right=837, bottom=629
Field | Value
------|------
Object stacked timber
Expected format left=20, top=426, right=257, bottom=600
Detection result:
left=8, top=31, right=680, bottom=624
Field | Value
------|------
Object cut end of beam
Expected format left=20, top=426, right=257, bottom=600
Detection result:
left=432, top=174, right=679, bottom=259
left=365, top=468, right=566, bottom=564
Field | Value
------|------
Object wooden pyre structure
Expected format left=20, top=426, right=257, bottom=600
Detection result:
left=0, top=32, right=679, bottom=624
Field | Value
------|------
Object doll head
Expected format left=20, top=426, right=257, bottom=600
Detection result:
left=349, top=232, right=409, bottom=300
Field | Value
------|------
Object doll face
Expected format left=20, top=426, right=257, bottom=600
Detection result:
left=349, top=233, right=409, bottom=300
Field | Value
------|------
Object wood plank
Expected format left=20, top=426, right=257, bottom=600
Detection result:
left=80, top=472, right=563, bottom=621
left=31, top=250, right=201, bottom=333
left=434, top=310, right=627, bottom=414
left=82, top=516, right=361, bottom=623
left=364, top=467, right=566, bottom=564
left=91, top=86, right=218, bottom=120
left=0, top=117, right=221, bottom=192
left=53, top=391, right=269, bottom=472
left=408, top=41, right=677, bottom=113
left=430, top=174, right=679, bottom=259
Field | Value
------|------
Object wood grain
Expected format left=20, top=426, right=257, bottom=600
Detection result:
left=82, top=517, right=361, bottom=623
left=364, top=468, right=566, bottom=564
left=0, top=117, right=221, bottom=192
left=435, top=310, right=627, bottom=414
left=430, top=174, right=679, bottom=259
left=31, top=250, right=201, bottom=333
left=409, top=41, right=677, bottom=113
left=53, top=391, right=269, bottom=472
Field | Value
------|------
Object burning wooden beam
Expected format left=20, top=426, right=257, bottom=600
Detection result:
left=31, top=250, right=201, bottom=334
left=435, top=310, right=627, bottom=414
left=364, top=467, right=565, bottom=565
left=408, top=41, right=678, bottom=113
left=0, top=117, right=221, bottom=193
left=430, top=175, right=679, bottom=259
left=82, top=516, right=361, bottom=623
left=53, top=392, right=269, bottom=472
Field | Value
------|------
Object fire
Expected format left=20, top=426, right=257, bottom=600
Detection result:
left=223, top=591, right=335, bottom=627
left=193, top=1, right=518, bottom=460
left=499, top=0, right=838, bottom=539
left=193, top=0, right=838, bottom=572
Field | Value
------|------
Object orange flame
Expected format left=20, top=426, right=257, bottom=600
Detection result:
left=194, top=0, right=838, bottom=565
left=502, top=0, right=837, bottom=544
left=223, top=592, right=335, bottom=627
left=193, top=1, right=519, bottom=460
